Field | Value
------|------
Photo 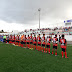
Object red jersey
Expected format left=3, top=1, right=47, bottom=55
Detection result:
left=52, top=37, right=58, bottom=46
left=30, top=36, right=33, bottom=42
left=12, top=36, right=15, bottom=40
left=42, top=37, right=45, bottom=42
left=37, top=37, right=41, bottom=44
left=37, top=37, right=41, bottom=42
left=60, top=38, right=67, bottom=48
left=23, top=37, right=26, bottom=42
left=27, top=37, right=30, bottom=42
left=33, top=37, right=36, bottom=44
left=47, top=38, right=51, bottom=45
left=42, top=37, right=45, bottom=44
left=16, top=36, right=19, bottom=41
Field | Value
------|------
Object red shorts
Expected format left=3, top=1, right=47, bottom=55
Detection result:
left=47, top=43, right=50, bottom=45
left=61, top=45, right=66, bottom=49
left=42, top=42, right=45, bottom=45
left=33, top=42, right=36, bottom=44
left=53, top=44, right=57, bottom=46
left=38, top=42, right=41, bottom=44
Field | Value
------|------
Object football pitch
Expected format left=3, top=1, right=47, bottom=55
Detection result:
left=0, top=42, right=72, bottom=72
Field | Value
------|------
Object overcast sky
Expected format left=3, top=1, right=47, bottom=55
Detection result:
left=0, top=0, right=72, bottom=31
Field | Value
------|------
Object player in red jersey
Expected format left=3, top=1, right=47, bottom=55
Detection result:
left=37, top=34, right=41, bottom=51
left=6, top=35, right=9, bottom=43
left=12, top=34, right=15, bottom=44
left=9, top=35, right=12, bottom=44
left=41, top=34, right=46, bottom=52
left=52, top=34, right=58, bottom=56
left=21, top=34, right=24, bottom=47
left=26, top=35, right=30, bottom=48
left=60, top=34, right=68, bottom=58
left=18, top=35, right=21, bottom=46
left=15, top=35, right=19, bottom=45
left=36, top=35, right=39, bottom=50
left=46, top=36, right=51, bottom=54
left=33, top=34, right=37, bottom=50
left=23, top=35, right=27, bottom=48
left=30, top=34, right=33, bottom=48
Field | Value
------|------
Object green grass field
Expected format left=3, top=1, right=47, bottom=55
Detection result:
left=0, top=42, right=72, bottom=72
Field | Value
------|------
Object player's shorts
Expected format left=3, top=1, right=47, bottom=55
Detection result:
left=42, top=44, right=45, bottom=47
left=23, top=42, right=26, bottom=44
left=38, top=43, right=41, bottom=46
left=16, top=41, right=19, bottom=43
left=30, top=42, right=33, bottom=44
left=34, top=43, right=36, bottom=45
left=27, top=42, right=29, bottom=44
left=53, top=46, right=57, bottom=49
left=46, top=45, right=50, bottom=48
left=7, top=40, right=9, bottom=42
left=12, top=40, right=15, bottom=42
left=62, top=48, right=66, bottom=52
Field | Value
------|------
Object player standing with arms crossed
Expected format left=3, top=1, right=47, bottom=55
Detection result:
left=52, top=34, right=58, bottom=56
left=60, top=34, right=68, bottom=58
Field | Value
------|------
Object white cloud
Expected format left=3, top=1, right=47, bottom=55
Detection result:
left=0, top=0, right=72, bottom=31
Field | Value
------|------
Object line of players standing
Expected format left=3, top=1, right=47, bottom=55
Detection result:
left=6, top=33, right=68, bottom=58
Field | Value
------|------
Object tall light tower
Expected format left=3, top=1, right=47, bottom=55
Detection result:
left=38, top=8, right=41, bottom=29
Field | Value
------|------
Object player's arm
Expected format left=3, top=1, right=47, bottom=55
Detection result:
left=50, top=38, right=52, bottom=43
left=65, top=39, right=67, bottom=47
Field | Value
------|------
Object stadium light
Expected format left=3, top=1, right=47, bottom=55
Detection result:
left=38, top=8, right=41, bottom=29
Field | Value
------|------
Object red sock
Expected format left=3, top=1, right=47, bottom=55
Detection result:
left=34, top=46, right=35, bottom=50
left=55, top=52, right=57, bottom=55
left=28, top=44, right=29, bottom=48
left=36, top=45, right=37, bottom=50
left=18, top=42, right=20, bottom=46
left=46, top=48, right=47, bottom=53
left=48, top=48, right=50, bottom=53
left=44, top=48, right=45, bottom=52
left=17, top=42, right=18, bottom=45
left=40, top=47, right=41, bottom=51
left=65, top=52, right=67, bottom=57
left=61, top=51, right=63, bottom=57
left=41, top=47, right=43, bottom=52
left=21, top=44, right=23, bottom=47
left=52, top=52, right=53, bottom=54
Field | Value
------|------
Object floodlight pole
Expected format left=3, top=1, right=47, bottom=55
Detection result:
left=38, top=8, right=41, bottom=29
